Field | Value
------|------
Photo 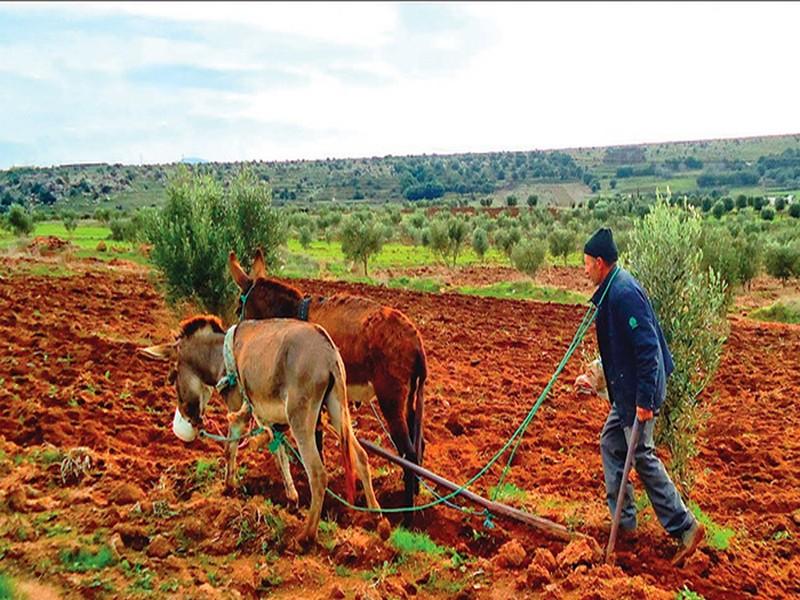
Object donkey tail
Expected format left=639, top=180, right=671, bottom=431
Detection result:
left=328, top=356, right=357, bottom=505
left=412, top=347, right=427, bottom=464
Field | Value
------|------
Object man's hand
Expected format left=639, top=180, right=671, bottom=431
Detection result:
left=636, top=407, right=654, bottom=422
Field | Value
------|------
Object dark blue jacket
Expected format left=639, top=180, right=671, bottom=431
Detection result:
left=591, top=266, right=674, bottom=426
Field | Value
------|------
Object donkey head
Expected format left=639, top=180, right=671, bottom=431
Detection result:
left=229, top=248, right=303, bottom=320
left=139, top=316, right=223, bottom=441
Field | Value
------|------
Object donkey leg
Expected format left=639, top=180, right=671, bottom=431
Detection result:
left=351, top=436, right=380, bottom=509
left=273, top=444, right=299, bottom=505
left=374, top=376, right=419, bottom=515
left=224, top=411, right=250, bottom=490
left=288, top=405, right=327, bottom=544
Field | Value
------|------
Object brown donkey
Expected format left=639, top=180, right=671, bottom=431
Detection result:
left=229, top=249, right=426, bottom=516
left=141, top=315, right=380, bottom=543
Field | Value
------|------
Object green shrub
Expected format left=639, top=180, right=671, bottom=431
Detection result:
left=625, top=196, right=728, bottom=488
left=62, top=210, right=78, bottom=234
left=7, top=204, right=34, bottom=236
left=511, top=238, right=546, bottom=277
left=760, top=206, right=775, bottom=221
left=750, top=299, right=800, bottom=325
left=471, top=227, right=489, bottom=261
left=146, top=167, right=285, bottom=316
left=764, top=243, right=800, bottom=285
left=298, top=225, right=313, bottom=249
left=340, top=211, right=384, bottom=276
left=428, top=216, right=468, bottom=268
left=699, top=225, right=740, bottom=305
left=548, top=227, right=576, bottom=266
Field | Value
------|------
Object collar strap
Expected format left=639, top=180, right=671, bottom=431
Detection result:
left=238, top=284, right=255, bottom=322
left=298, top=296, right=312, bottom=321
left=216, top=325, right=240, bottom=392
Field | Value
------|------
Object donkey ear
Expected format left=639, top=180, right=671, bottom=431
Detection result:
left=139, top=342, right=177, bottom=361
left=228, top=251, right=251, bottom=290
left=252, top=247, right=267, bottom=279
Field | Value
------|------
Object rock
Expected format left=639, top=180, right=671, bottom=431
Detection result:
left=445, top=415, right=465, bottom=436
left=542, top=583, right=563, bottom=600
left=523, top=563, right=551, bottom=589
left=329, top=584, right=346, bottom=599
left=108, top=533, right=125, bottom=559
left=556, top=537, right=600, bottom=570
left=792, top=509, right=800, bottom=527
left=109, top=482, right=145, bottom=505
left=146, top=534, right=173, bottom=559
left=494, top=539, right=527, bottom=569
left=333, top=529, right=393, bottom=569
left=7, top=487, right=28, bottom=512
left=531, top=548, right=557, bottom=573
left=113, top=524, right=150, bottom=551
left=182, top=520, right=209, bottom=541
left=230, top=557, right=257, bottom=594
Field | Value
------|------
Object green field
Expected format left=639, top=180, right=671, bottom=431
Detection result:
left=0, top=222, right=144, bottom=264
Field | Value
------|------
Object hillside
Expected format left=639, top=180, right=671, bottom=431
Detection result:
left=1, top=133, right=799, bottom=215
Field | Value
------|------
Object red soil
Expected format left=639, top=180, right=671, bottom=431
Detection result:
left=1, top=257, right=798, bottom=599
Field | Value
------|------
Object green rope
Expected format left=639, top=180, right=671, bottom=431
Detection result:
left=490, top=265, right=618, bottom=500
left=200, top=425, right=267, bottom=443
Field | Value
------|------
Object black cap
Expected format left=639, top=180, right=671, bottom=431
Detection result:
left=584, top=227, right=618, bottom=263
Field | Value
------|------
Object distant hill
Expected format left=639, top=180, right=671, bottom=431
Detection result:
left=2, top=133, right=799, bottom=214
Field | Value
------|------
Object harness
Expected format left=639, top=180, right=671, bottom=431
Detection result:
left=200, top=325, right=267, bottom=443
left=297, top=296, right=312, bottom=321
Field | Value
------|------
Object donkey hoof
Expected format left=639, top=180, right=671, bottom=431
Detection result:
left=293, top=532, right=316, bottom=553
left=377, top=517, right=392, bottom=541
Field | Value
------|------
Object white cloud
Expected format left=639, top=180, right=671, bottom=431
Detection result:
left=63, top=1, right=399, bottom=47
left=1, top=1, right=799, bottom=168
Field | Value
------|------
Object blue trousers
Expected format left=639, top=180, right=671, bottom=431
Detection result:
left=600, top=404, right=695, bottom=537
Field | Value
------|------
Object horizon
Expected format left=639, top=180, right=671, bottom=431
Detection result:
left=2, top=2, right=799, bottom=170
left=4, top=130, right=800, bottom=171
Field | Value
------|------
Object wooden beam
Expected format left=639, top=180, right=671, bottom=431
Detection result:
left=359, top=438, right=574, bottom=542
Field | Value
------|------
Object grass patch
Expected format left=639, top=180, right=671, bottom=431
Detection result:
left=0, top=572, right=18, bottom=600
left=389, top=528, right=447, bottom=557
left=488, top=482, right=529, bottom=503
left=675, top=585, right=706, bottom=600
left=59, top=545, right=115, bottom=572
left=688, top=502, right=735, bottom=550
left=459, top=280, right=587, bottom=304
left=749, top=298, right=800, bottom=325
left=386, top=276, right=443, bottom=294
left=191, top=458, right=219, bottom=488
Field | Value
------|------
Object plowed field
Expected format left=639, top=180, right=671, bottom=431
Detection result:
left=1, top=256, right=798, bottom=599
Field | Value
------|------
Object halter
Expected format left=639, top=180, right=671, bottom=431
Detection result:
left=238, top=283, right=255, bottom=322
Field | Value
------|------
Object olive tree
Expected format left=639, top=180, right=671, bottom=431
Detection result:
left=340, top=211, right=385, bottom=276
left=624, top=197, right=728, bottom=488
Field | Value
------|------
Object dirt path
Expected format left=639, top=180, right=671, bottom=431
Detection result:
left=1, top=258, right=798, bottom=598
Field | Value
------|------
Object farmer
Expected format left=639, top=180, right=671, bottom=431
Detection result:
left=577, top=227, right=705, bottom=566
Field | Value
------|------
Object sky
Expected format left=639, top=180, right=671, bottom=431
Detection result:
left=1, top=1, right=799, bottom=170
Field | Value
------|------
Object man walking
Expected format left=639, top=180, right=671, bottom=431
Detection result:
left=578, top=227, right=705, bottom=566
